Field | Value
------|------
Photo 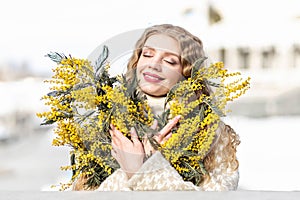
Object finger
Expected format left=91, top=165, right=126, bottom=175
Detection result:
left=110, top=129, right=120, bottom=146
left=110, top=128, right=124, bottom=151
left=110, top=124, right=116, bottom=131
left=109, top=124, right=117, bottom=140
left=130, top=127, right=141, bottom=145
left=150, top=119, right=158, bottom=130
left=110, top=124, right=127, bottom=141
left=111, top=137, right=120, bottom=153
left=158, top=115, right=181, bottom=139
left=109, top=129, right=114, bottom=137
left=161, top=132, right=172, bottom=144
left=109, top=129, right=115, bottom=142
left=165, top=132, right=172, bottom=140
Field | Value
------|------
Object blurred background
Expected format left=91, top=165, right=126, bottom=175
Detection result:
left=0, top=0, right=299, bottom=191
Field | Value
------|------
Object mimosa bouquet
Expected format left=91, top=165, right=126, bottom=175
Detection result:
left=37, top=46, right=250, bottom=190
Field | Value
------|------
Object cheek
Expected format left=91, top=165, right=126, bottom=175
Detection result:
left=136, top=60, right=144, bottom=76
left=136, top=57, right=147, bottom=71
left=136, top=65, right=143, bottom=80
left=165, top=68, right=183, bottom=82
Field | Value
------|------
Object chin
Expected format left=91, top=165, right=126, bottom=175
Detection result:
left=140, top=87, right=168, bottom=97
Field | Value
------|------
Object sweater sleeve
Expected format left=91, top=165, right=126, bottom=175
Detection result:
left=97, top=151, right=239, bottom=191
left=97, top=152, right=199, bottom=191
left=97, top=123, right=240, bottom=191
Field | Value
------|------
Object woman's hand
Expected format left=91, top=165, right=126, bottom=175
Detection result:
left=110, top=125, right=145, bottom=179
left=143, top=115, right=181, bottom=156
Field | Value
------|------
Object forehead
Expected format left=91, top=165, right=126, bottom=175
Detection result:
left=144, top=34, right=180, bottom=55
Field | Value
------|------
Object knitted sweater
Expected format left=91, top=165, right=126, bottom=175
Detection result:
left=96, top=95, right=239, bottom=191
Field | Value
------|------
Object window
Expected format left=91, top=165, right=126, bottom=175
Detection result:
left=293, top=44, right=300, bottom=68
left=219, top=48, right=226, bottom=64
left=261, top=46, right=276, bottom=69
left=237, top=47, right=250, bottom=69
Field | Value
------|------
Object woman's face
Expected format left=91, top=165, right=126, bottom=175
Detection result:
left=136, top=34, right=183, bottom=97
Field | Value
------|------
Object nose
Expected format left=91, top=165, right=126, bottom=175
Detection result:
left=149, top=54, right=162, bottom=71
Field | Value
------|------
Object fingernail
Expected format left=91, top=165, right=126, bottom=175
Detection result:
left=175, top=115, right=181, bottom=120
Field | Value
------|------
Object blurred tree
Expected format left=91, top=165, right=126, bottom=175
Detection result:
left=208, top=4, right=222, bottom=25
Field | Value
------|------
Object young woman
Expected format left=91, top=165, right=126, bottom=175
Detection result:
left=74, top=24, right=240, bottom=191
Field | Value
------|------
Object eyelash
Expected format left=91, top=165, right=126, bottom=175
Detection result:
left=164, top=59, right=176, bottom=65
left=142, top=54, right=152, bottom=57
left=142, top=51, right=178, bottom=65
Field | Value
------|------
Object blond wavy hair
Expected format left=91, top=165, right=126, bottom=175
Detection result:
left=125, top=24, right=240, bottom=185
left=73, top=24, right=240, bottom=190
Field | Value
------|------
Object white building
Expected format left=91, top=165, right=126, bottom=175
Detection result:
left=195, top=0, right=300, bottom=117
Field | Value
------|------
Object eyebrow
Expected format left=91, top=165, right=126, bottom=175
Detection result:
left=143, top=46, right=180, bottom=57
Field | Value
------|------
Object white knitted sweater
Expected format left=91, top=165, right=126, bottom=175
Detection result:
left=96, top=95, right=239, bottom=191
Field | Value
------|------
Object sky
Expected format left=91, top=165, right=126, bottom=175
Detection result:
left=0, top=0, right=299, bottom=75
left=0, top=0, right=192, bottom=74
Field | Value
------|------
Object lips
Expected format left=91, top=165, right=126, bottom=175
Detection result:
left=143, top=72, right=164, bottom=83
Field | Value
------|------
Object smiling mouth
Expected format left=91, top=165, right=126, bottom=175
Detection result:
left=143, top=72, right=164, bottom=82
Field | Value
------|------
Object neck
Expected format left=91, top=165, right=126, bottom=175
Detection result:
left=145, top=94, right=166, bottom=116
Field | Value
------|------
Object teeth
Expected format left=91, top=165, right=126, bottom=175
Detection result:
left=145, top=74, right=160, bottom=80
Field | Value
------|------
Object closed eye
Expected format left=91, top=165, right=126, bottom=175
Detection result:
left=164, top=59, right=177, bottom=65
left=142, top=53, right=153, bottom=58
